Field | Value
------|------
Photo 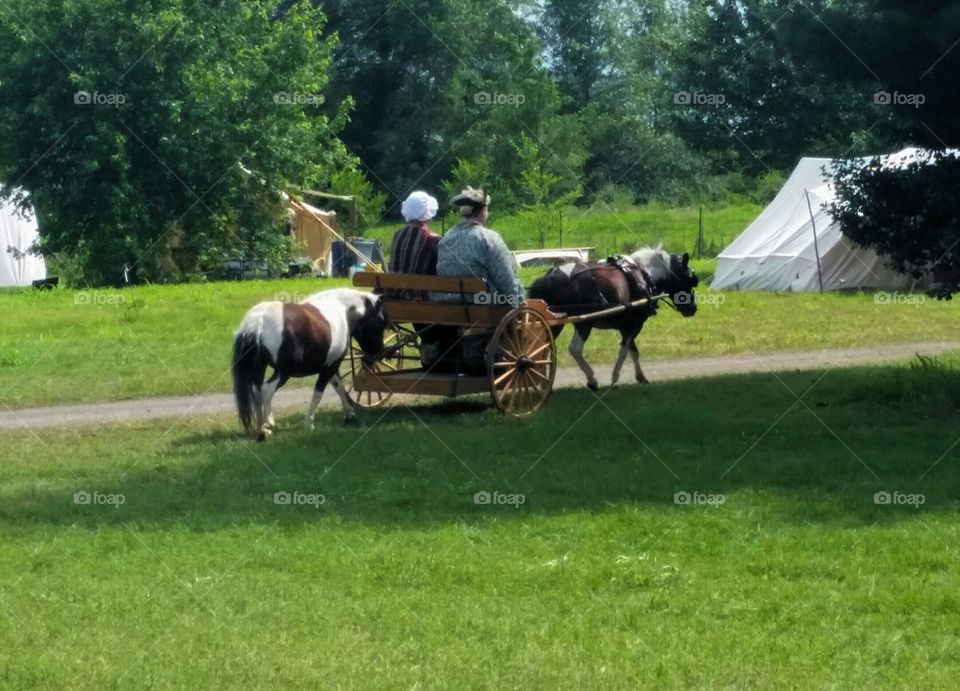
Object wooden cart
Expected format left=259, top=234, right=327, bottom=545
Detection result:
left=339, top=272, right=664, bottom=416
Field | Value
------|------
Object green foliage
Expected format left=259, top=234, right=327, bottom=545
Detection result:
left=322, top=0, right=586, bottom=216
left=782, top=1, right=960, bottom=149
left=443, top=156, right=495, bottom=206
left=328, top=166, right=387, bottom=231
left=749, top=169, right=787, bottom=204
left=831, top=152, right=960, bottom=295
left=515, top=134, right=581, bottom=207
left=669, top=0, right=898, bottom=175
left=0, top=0, right=347, bottom=285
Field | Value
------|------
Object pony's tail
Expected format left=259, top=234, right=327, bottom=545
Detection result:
left=232, top=325, right=262, bottom=433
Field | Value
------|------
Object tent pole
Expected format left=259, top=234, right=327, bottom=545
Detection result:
left=294, top=200, right=383, bottom=273
left=804, top=189, right=824, bottom=293
left=697, top=205, right=704, bottom=258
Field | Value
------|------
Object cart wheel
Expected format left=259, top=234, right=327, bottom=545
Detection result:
left=341, top=325, right=405, bottom=409
left=488, top=307, right=557, bottom=415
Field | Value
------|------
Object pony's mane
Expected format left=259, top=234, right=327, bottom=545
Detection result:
left=627, top=245, right=672, bottom=282
left=302, top=287, right=374, bottom=312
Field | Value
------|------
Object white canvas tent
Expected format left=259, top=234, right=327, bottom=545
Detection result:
left=712, top=148, right=939, bottom=292
left=0, top=193, right=46, bottom=287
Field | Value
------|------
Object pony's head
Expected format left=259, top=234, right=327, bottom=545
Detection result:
left=353, top=293, right=388, bottom=359
left=630, top=246, right=699, bottom=317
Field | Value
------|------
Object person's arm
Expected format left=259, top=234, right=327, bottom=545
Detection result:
left=483, top=231, right=525, bottom=304
left=423, top=232, right=440, bottom=275
left=388, top=227, right=403, bottom=273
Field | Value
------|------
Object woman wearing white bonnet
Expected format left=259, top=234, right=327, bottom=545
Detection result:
left=389, top=190, right=441, bottom=299
left=400, top=190, right=439, bottom=223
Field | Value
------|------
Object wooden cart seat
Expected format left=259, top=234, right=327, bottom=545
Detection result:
left=352, top=271, right=557, bottom=327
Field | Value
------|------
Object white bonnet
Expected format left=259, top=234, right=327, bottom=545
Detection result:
left=401, top=191, right=439, bottom=222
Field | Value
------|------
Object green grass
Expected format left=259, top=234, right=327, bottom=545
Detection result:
left=364, top=201, right=761, bottom=259
left=2, top=361, right=960, bottom=688
left=1, top=275, right=958, bottom=409
left=0, top=203, right=955, bottom=408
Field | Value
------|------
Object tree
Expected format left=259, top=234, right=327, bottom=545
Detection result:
left=781, top=1, right=960, bottom=149
left=536, top=0, right=621, bottom=111
left=328, top=166, right=387, bottom=231
left=831, top=152, right=960, bottom=297
left=0, top=0, right=347, bottom=284
left=317, top=0, right=579, bottom=215
left=670, top=0, right=897, bottom=175
left=515, top=131, right=582, bottom=247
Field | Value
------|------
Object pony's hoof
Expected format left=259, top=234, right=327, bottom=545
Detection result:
left=587, top=380, right=599, bottom=391
left=256, top=432, right=267, bottom=442
left=343, top=413, right=358, bottom=425
left=636, top=375, right=649, bottom=385
left=305, top=420, right=315, bottom=431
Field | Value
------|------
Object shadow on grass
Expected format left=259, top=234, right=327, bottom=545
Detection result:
left=2, top=361, right=958, bottom=531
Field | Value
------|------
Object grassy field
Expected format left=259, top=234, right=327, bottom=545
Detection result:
left=2, top=361, right=959, bottom=687
left=1, top=274, right=958, bottom=408
left=1, top=203, right=956, bottom=409
left=364, top=201, right=761, bottom=259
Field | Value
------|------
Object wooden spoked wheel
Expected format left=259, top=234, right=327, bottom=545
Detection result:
left=341, top=325, right=406, bottom=409
left=488, top=307, right=557, bottom=415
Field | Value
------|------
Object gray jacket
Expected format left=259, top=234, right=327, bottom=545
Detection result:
left=435, top=220, right=524, bottom=304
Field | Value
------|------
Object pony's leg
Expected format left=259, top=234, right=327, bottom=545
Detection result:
left=568, top=327, right=598, bottom=391
left=252, top=363, right=269, bottom=441
left=610, top=331, right=631, bottom=387
left=252, top=385, right=265, bottom=438
left=261, top=371, right=288, bottom=431
left=629, top=340, right=648, bottom=383
left=329, top=373, right=357, bottom=423
left=305, top=373, right=333, bottom=429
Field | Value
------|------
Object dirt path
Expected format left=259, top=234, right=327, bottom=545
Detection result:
left=2, top=341, right=957, bottom=431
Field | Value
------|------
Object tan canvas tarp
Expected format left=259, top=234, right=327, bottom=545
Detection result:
left=288, top=200, right=337, bottom=274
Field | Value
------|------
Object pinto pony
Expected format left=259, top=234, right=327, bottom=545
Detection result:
left=232, top=288, right=387, bottom=440
left=529, top=246, right=699, bottom=389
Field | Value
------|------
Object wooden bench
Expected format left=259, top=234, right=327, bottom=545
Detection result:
left=352, top=271, right=515, bottom=327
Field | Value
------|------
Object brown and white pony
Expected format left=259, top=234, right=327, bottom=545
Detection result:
left=232, top=288, right=386, bottom=440
left=529, top=246, right=699, bottom=389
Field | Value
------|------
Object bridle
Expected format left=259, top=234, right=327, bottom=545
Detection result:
left=622, top=254, right=697, bottom=313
